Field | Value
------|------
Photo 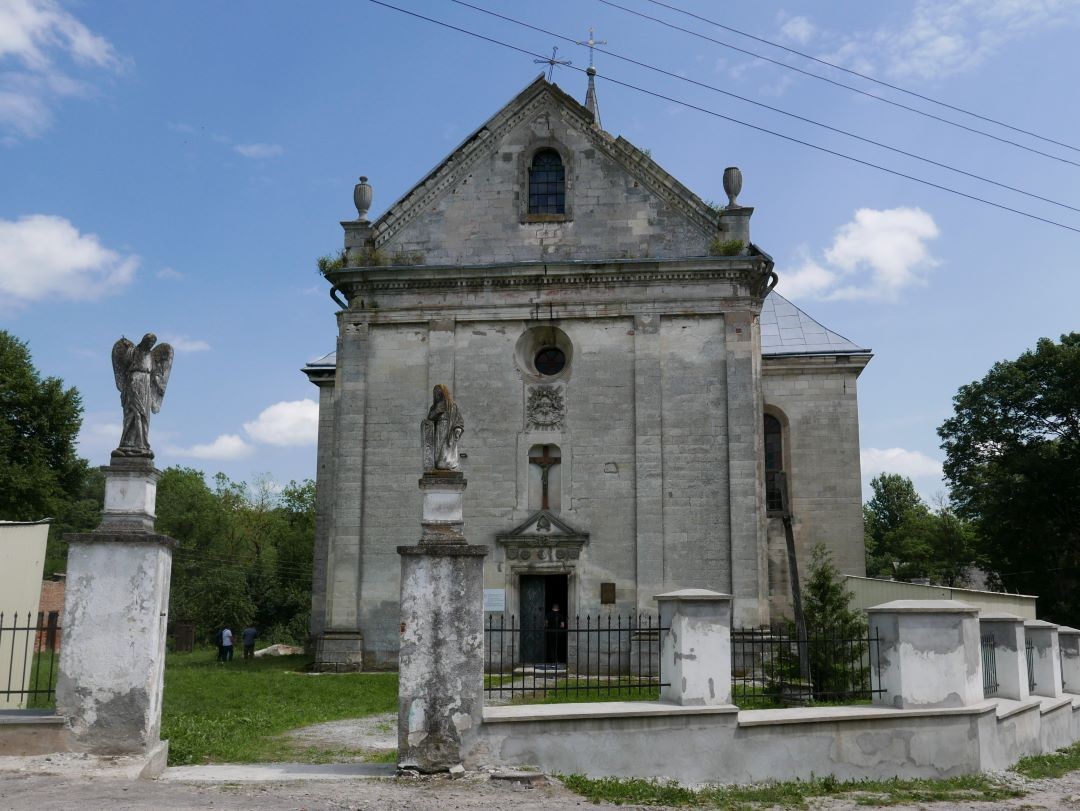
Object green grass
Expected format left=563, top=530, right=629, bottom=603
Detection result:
left=494, top=677, right=660, bottom=705
left=1014, top=741, right=1080, bottom=779
left=24, top=650, right=60, bottom=710
left=161, top=649, right=397, bottom=766
left=560, top=773, right=1023, bottom=809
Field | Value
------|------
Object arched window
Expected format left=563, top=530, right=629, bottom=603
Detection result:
left=528, top=149, right=565, bottom=214
left=764, top=414, right=785, bottom=513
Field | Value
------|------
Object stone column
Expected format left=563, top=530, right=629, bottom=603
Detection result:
left=979, top=612, right=1030, bottom=701
left=56, top=456, right=174, bottom=758
left=656, top=589, right=732, bottom=706
left=1025, top=619, right=1063, bottom=699
left=633, top=314, right=664, bottom=610
left=1057, top=626, right=1080, bottom=694
left=868, top=600, right=982, bottom=710
left=725, top=309, right=767, bottom=627
left=397, top=471, right=488, bottom=772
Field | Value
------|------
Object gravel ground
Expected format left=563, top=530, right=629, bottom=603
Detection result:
left=286, top=712, right=398, bottom=754
left=3, top=767, right=1080, bottom=810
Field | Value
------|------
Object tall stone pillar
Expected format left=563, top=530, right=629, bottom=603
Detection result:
left=1025, top=619, right=1063, bottom=699
left=57, top=456, right=174, bottom=759
left=868, top=600, right=983, bottom=709
left=725, top=309, right=767, bottom=627
left=980, top=612, right=1030, bottom=701
left=656, top=589, right=732, bottom=706
left=397, top=465, right=487, bottom=772
left=634, top=314, right=664, bottom=610
left=1057, top=626, right=1080, bottom=694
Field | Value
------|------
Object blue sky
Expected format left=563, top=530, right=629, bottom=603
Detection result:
left=2, top=0, right=1078, bottom=502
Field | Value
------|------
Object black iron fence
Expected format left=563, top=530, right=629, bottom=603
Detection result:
left=484, top=613, right=666, bottom=701
left=1026, top=638, right=1037, bottom=692
left=731, top=625, right=884, bottom=706
left=982, top=633, right=999, bottom=698
left=1, top=610, right=61, bottom=709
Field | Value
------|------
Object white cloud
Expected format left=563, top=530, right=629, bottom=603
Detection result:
left=156, top=266, right=184, bottom=280
left=778, top=14, right=816, bottom=45
left=0, top=0, right=122, bottom=141
left=243, top=399, right=319, bottom=446
left=234, top=142, right=283, bottom=159
left=168, top=434, right=253, bottom=460
left=777, top=207, right=939, bottom=301
left=828, top=0, right=1080, bottom=80
left=0, top=214, right=137, bottom=307
left=77, top=415, right=121, bottom=456
left=162, top=334, right=210, bottom=353
left=861, top=447, right=943, bottom=479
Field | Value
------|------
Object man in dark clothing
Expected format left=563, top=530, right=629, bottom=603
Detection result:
left=242, top=626, right=257, bottom=659
left=545, top=602, right=567, bottom=664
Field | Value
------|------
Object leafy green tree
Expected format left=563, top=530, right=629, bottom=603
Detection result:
left=0, top=331, right=100, bottom=571
left=863, top=473, right=928, bottom=577
left=939, top=333, right=1080, bottom=624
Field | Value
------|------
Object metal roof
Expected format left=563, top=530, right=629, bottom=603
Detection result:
left=760, top=291, right=869, bottom=356
left=304, top=292, right=867, bottom=371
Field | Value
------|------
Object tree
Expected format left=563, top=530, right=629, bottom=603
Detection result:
left=863, top=473, right=928, bottom=577
left=0, top=331, right=100, bottom=571
left=939, top=333, right=1080, bottom=624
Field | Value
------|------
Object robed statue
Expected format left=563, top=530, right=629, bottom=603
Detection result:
left=112, top=333, right=174, bottom=457
left=421, top=384, right=464, bottom=472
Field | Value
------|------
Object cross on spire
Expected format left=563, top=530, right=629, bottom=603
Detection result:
left=577, top=26, right=607, bottom=68
left=534, top=46, right=571, bottom=82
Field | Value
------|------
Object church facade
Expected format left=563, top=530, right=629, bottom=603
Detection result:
left=304, top=76, right=870, bottom=670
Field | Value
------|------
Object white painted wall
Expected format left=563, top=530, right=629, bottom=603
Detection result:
left=0, top=520, right=50, bottom=710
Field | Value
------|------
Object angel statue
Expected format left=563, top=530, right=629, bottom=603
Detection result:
left=421, top=384, right=465, bottom=472
left=111, top=333, right=174, bottom=457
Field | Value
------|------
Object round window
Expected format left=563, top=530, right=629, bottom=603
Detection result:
left=534, top=347, right=566, bottom=376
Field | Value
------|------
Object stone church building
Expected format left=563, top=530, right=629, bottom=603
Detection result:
left=304, top=74, right=870, bottom=670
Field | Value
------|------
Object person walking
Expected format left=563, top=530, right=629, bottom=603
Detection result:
left=221, top=625, right=234, bottom=662
left=215, top=626, right=226, bottom=663
left=242, top=625, right=257, bottom=660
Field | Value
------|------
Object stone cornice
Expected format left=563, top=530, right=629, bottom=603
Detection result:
left=763, top=353, right=872, bottom=376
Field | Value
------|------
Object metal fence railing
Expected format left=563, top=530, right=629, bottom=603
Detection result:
left=1, top=610, right=61, bottom=710
left=1026, top=638, right=1036, bottom=692
left=731, top=626, right=885, bottom=707
left=484, top=613, right=666, bottom=702
left=981, top=633, right=999, bottom=698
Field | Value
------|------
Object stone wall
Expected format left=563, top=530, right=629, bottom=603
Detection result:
left=762, top=355, right=867, bottom=619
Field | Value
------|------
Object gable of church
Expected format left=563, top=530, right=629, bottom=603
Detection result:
left=370, top=76, right=719, bottom=265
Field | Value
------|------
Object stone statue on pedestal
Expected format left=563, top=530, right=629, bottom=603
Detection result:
left=421, top=384, right=464, bottom=472
left=111, top=333, right=173, bottom=458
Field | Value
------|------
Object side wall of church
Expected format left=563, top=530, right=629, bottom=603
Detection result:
left=762, top=361, right=866, bottom=620
left=374, top=98, right=711, bottom=265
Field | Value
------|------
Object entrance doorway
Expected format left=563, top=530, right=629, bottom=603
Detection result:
left=519, top=574, right=568, bottom=664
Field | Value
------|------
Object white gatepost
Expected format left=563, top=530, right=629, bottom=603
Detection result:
left=1058, top=626, right=1080, bottom=695
left=1025, top=619, right=1063, bottom=698
left=979, top=612, right=1030, bottom=701
left=655, top=589, right=732, bottom=706
left=868, top=600, right=982, bottom=709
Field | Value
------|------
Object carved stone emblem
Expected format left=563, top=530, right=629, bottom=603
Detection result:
left=527, top=385, right=565, bottom=431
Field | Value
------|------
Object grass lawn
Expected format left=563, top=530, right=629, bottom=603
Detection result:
left=1015, top=740, right=1080, bottom=779
left=161, top=649, right=397, bottom=766
left=560, top=773, right=1024, bottom=808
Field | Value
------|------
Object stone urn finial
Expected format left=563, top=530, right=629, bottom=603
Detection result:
left=723, top=166, right=742, bottom=209
left=354, top=176, right=373, bottom=222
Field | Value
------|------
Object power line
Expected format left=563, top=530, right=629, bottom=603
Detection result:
left=630, top=0, right=1080, bottom=156
left=598, top=0, right=1080, bottom=168
left=367, top=0, right=1080, bottom=236
left=451, top=0, right=1080, bottom=213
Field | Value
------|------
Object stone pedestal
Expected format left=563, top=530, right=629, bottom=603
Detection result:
left=980, top=612, right=1030, bottom=701
left=56, top=458, right=174, bottom=756
left=397, top=472, right=487, bottom=772
left=313, top=630, right=365, bottom=673
left=656, top=589, right=732, bottom=706
left=868, top=600, right=982, bottom=710
left=1025, top=619, right=1063, bottom=698
left=1058, top=626, right=1080, bottom=694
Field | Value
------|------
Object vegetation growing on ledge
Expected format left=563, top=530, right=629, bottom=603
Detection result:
left=316, top=249, right=348, bottom=275
left=709, top=237, right=744, bottom=257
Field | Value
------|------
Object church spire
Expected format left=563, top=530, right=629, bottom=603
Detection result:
left=585, top=66, right=601, bottom=128
left=578, top=27, right=606, bottom=128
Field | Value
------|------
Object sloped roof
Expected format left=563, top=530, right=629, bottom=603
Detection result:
left=761, top=291, right=870, bottom=356
left=303, top=291, right=868, bottom=373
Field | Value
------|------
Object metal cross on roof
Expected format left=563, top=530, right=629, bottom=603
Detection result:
left=577, top=26, right=607, bottom=68
left=534, top=45, right=571, bottom=81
